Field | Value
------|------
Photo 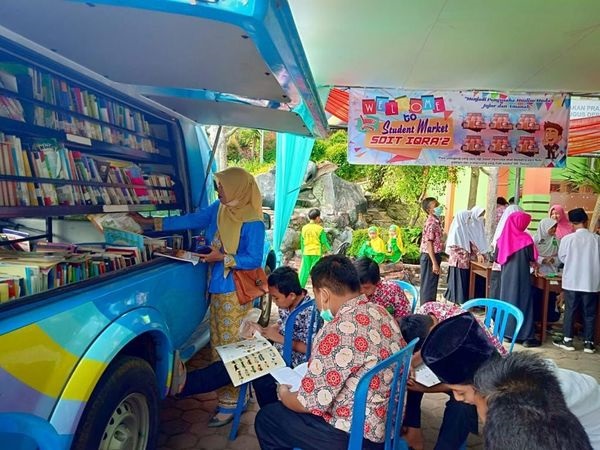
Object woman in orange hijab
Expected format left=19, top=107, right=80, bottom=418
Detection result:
left=136, top=167, right=265, bottom=425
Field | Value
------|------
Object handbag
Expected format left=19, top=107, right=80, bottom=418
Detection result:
left=232, top=268, right=268, bottom=305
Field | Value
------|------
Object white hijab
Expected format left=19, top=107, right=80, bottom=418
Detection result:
left=534, top=218, right=558, bottom=257
left=468, top=206, right=488, bottom=253
left=491, top=205, right=523, bottom=247
left=445, top=210, right=472, bottom=253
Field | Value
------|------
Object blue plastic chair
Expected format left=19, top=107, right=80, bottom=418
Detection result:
left=457, top=299, right=525, bottom=449
left=348, top=338, right=419, bottom=450
left=461, top=298, right=524, bottom=353
left=392, top=280, right=419, bottom=313
left=228, top=299, right=320, bottom=440
left=282, top=299, right=321, bottom=365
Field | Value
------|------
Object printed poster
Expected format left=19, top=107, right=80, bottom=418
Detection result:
left=348, top=89, right=571, bottom=167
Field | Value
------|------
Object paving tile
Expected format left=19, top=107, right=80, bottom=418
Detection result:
left=188, top=421, right=221, bottom=437
left=160, top=418, right=190, bottom=436
left=182, top=408, right=212, bottom=424
left=240, top=410, right=257, bottom=425
left=160, top=407, right=183, bottom=421
left=225, top=434, right=262, bottom=450
left=195, top=433, right=229, bottom=450
left=166, top=433, right=199, bottom=449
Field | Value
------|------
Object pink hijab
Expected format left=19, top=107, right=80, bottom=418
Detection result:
left=549, top=205, right=573, bottom=239
left=496, top=212, right=538, bottom=265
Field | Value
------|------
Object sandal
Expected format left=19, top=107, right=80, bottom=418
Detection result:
left=169, top=351, right=187, bottom=396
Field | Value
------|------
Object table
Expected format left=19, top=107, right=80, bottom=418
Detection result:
left=468, top=261, right=493, bottom=299
left=530, top=274, right=600, bottom=343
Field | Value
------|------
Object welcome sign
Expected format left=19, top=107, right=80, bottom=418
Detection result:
left=348, top=89, right=570, bottom=167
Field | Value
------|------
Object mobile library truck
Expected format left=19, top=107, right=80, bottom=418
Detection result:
left=0, top=1, right=326, bottom=448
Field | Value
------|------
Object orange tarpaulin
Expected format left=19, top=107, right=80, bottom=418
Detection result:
left=325, top=88, right=349, bottom=123
left=568, top=115, right=600, bottom=156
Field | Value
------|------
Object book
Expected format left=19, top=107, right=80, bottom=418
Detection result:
left=415, top=364, right=441, bottom=388
left=1, top=228, right=30, bottom=252
left=270, top=362, right=309, bottom=392
left=215, top=333, right=286, bottom=387
left=154, top=249, right=201, bottom=266
left=104, top=228, right=145, bottom=254
left=87, top=213, right=143, bottom=234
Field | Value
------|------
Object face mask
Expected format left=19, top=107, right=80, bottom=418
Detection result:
left=433, top=206, right=444, bottom=217
left=320, top=309, right=334, bottom=322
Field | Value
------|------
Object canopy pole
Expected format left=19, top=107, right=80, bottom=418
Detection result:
left=514, top=167, right=521, bottom=204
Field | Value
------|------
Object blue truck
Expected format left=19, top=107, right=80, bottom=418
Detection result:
left=0, top=1, right=326, bottom=448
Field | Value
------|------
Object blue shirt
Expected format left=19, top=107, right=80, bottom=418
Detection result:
left=162, top=201, right=266, bottom=294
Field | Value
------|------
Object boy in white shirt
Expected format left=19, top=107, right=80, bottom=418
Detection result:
left=554, top=208, right=600, bottom=354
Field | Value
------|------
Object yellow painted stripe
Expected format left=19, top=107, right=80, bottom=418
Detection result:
left=61, top=357, right=107, bottom=401
left=1, top=324, right=80, bottom=398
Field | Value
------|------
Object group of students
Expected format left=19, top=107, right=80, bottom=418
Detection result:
left=133, top=165, right=598, bottom=449
left=298, top=208, right=405, bottom=285
left=174, top=253, right=600, bottom=450
left=419, top=195, right=600, bottom=352
left=357, top=224, right=405, bottom=264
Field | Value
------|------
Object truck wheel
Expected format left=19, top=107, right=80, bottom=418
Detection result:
left=72, top=356, right=160, bottom=450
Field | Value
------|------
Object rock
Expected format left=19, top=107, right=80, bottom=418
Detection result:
left=280, top=229, right=300, bottom=263
left=256, top=162, right=317, bottom=210
left=386, top=203, right=412, bottom=222
left=304, top=161, right=318, bottom=183
left=312, top=173, right=367, bottom=225
left=256, top=169, right=275, bottom=209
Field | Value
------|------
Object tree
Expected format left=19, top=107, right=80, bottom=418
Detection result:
left=483, top=167, right=499, bottom=242
left=205, top=126, right=238, bottom=171
left=467, top=167, right=480, bottom=209
left=372, top=166, right=460, bottom=225
left=563, top=159, right=600, bottom=232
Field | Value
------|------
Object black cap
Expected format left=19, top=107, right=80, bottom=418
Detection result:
left=568, top=207, right=588, bottom=224
left=421, top=312, right=499, bottom=384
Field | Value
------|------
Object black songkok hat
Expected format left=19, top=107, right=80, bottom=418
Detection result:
left=421, top=312, right=498, bottom=384
left=568, top=207, right=588, bottom=224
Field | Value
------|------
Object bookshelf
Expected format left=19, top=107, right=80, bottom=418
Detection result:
left=0, top=46, right=184, bottom=215
left=0, top=43, right=189, bottom=304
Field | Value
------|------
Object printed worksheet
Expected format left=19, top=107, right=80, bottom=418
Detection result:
left=216, top=333, right=286, bottom=386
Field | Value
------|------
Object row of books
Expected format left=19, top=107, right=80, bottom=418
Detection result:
left=0, top=95, right=24, bottom=122
left=0, top=231, right=170, bottom=303
left=33, top=105, right=158, bottom=153
left=0, top=133, right=177, bottom=207
left=21, top=64, right=153, bottom=136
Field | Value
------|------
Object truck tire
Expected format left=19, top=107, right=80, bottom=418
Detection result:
left=71, top=356, right=160, bottom=450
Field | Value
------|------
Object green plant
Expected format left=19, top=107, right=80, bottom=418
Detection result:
left=229, top=159, right=274, bottom=175
left=348, top=228, right=369, bottom=257
left=324, top=142, right=368, bottom=181
left=374, top=166, right=461, bottom=225
left=401, top=243, right=421, bottom=264
left=562, top=159, right=600, bottom=232
left=400, top=227, right=423, bottom=246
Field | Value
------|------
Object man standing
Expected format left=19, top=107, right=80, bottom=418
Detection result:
left=554, top=208, right=600, bottom=354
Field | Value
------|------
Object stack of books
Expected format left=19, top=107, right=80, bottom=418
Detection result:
left=0, top=134, right=176, bottom=207
left=0, top=228, right=169, bottom=304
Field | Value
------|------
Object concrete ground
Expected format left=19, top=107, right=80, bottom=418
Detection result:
left=158, top=329, right=599, bottom=450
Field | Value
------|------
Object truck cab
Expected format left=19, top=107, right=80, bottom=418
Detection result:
left=0, top=1, right=326, bottom=448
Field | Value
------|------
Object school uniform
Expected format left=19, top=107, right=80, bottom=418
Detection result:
left=496, top=211, right=538, bottom=343
left=558, top=228, right=600, bottom=343
left=420, top=215, right=443, bottom=303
